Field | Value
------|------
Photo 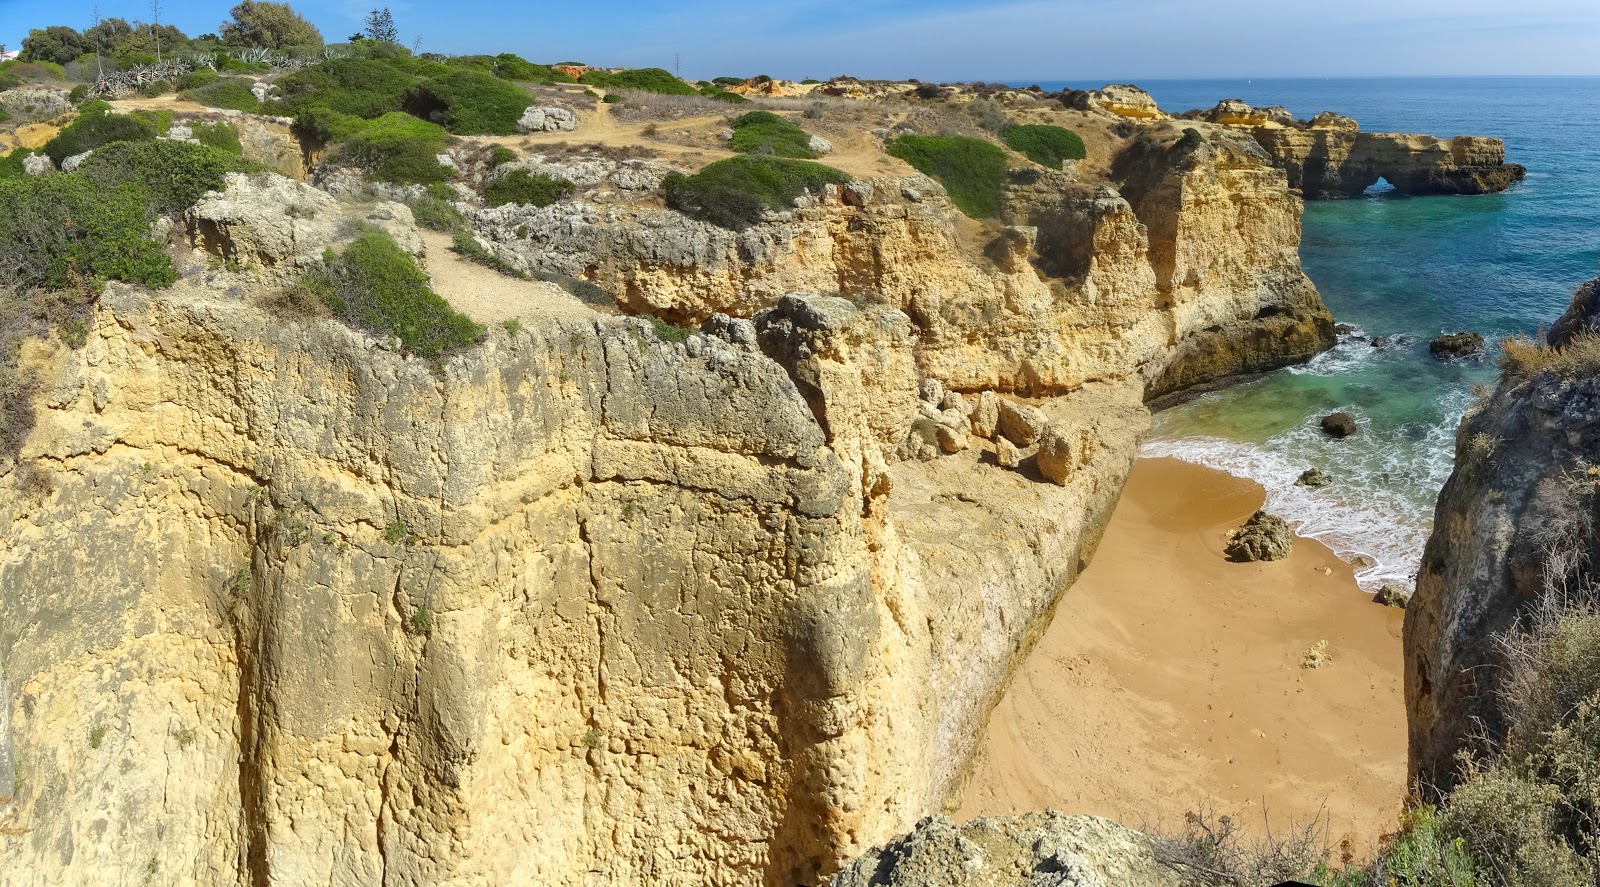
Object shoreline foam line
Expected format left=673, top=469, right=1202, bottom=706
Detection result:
left=1140, top=436, right=1430, bottom=592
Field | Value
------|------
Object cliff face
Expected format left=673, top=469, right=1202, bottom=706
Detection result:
left=1407, top=278, right=1600, bottom=790
left=1253, top=127, right=1526, bottom=199
left=0, top=126, right=1331, bottom=886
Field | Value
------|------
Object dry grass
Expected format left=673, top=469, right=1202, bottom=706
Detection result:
left=1498, top=331, right=1600, bottom=382
left=606, top=90, right=743, bottom=124
left=1148, top=805, right=1329, bottom=886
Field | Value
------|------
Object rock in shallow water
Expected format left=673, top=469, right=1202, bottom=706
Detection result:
left=1226, top=511, right=1293, bottom=562
left=1375, top=584, right=1413, bottom=608
left=1320, top=411, right=1358, bottom=438
left=1296, top=467, right=1334, bottom=487
left=1429, top=331, right=1486, bottom=359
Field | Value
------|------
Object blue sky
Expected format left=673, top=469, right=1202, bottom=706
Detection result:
left=3, top=0, right=1598, bottom=80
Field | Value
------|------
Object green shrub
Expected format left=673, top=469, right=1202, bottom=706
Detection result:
left=129, top=109, right=174, bottom=135
left=1314, top=807, right=1479, bottom=886
left=1441, top=763, right=1590, bottom=886
left=647, top=315, right=692, bottom=343
left=191, top=121, right=244, bottom=155
left=579, top=67, right=695, bottom=95
left=140, top=80, right=173, bottom=98
left=67, top=84, right=89, bottom=104
left=0, top=109, right=10, bottom=124
left=179, top=68, right=219, bottom=91
left=331, top=112, right=450, bottom=185
left=484, top=168, right=573, bottom=208
left=42, top=110, right=158, bottom=164
left=887, top=134, right=1009, bottom=218
left=307, top=229, right=483, bottom=359
left=450, top=229, right=526, bottom=278
left=727, top=110, right=817, bottom=158
left=0, top=148, right=33, bottom=180
left=180, top=77, right=263, bottom=113
left=489, top=53, right=574, bottom=83
left=1001, top=124, right=1086, bottom=169
left=0, top=174, right=176, bottom=292
left=489, top=145, right=516, bottom=167
left=78, top=140, right=256, bottom=214
left=408, top=196, right=464, bottom=231
left=275, top=58, right=415, bottom=118
left=662, top=155, right=850, bottom=230
left=601, top=94, right=620, bottom=104
left=405, top=69, right=530, bottom=135
left=698, top=85, right=748, bottom=104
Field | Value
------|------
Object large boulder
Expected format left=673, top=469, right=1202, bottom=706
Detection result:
left=1036, top=427, right=1076, bottom=485
left=1320, top=411, right=1358, bottom=438
left=997, top=399, right=1046, bottom=447
left=1226, top=511, right=1293, bottom=562
left=1429, top=331, right=1485, bottom=359
left=518, top=106, right=578, bottom=133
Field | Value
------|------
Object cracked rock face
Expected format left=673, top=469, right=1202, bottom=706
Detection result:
left=1408, top=274, right=1600, bottom=791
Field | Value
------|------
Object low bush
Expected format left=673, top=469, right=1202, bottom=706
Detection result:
left=1499, top=332, right=1600, bottom=383
left=330, top=112, right=451, bottom=185
left=180, top=76, right=263, bottom=113
left=662, top=155, right=849, bottom=230
left=78, top=140, right=256, bottom=215
left=698, top=85, right=748, bottom=104
left=305, top=228, right=483, bottom=359
left=179, top=68, right=219, bottom=91
left=0, top=174, right=175, bottom=292
left=488, top=53, right=574, bottom=84
left=129, top=109, right=174, bottom=135
left=450, top=229, right=526, bottom=278
left=484, top=168, right=573, bottom=208
left=276, top=58, right=416, bottom=118
left=1002, top=124, right=1087, bottom=169
left=67, top=84, right=89, bottom=104
left=42, top=109, right=158, bottom=164
left=887, top=134, right=1009, bottom=218
left=727, top=110, right=817, bottom=158
left=190, top=121, right=244, bottom=155
left=404, top=68, right=530, bottom=135
left=580, top=67, right=695, bottom=95
left=408, top=195, right=464, bottom=231
left=489, top=145, right=516, bottom=167
left=140, top=80, right=173, bottom=98
left=0, top=148, right=33, bottom=180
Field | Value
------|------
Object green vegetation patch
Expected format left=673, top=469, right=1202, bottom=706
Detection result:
left=408, top=196, right=465, bottom=232
left=42, top=108, right=158, bottom=165
left=304, top=229, right=483, bottom=359
left=403, top=69, right=530, bottom=136
left=320, top=112, right=451, bottom=185
left=484, top=169, right=574, bottom=208
left=727, top=110, right=817, bottom=159
left=0, top=174, right=176, bottom=292
left=887, top=134, right=1010, bottom=218
left=0, top=148, right=34, bottom=180
left=78, top=140, right=257, bottom=215
left=191, top=121, right=244, bottom=155
left=1001, top=124, right=1086, bottom=169
left=579, top=67, right=696, bottom=96
left=276, top=58, right=418, bottom=119
left=662, top=155, right=850, bottom=230
left=179, top=77, right=264, bottom=113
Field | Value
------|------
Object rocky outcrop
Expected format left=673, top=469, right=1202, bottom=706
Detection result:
left=0, top=119, right=1338, bottom=884
left=1184, top=98, right=1294, bottom=127
left=831, top=813, right=1183, bottom=887
left=1407, top=275, right=1600, bottom=791
left=518, top=106, right=578, bottom=133
left=1253, top=125, right=1526, bottom=198
left=1430, top=331, right=1486, bottom=358
left=1321, top=411, right=1358, bottom=437
left=1226, top=511, right=1293, bottom=562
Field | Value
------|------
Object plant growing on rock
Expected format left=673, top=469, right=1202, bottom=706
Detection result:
left=726, top=110, right=819, bottom=159
left=1002, top=124, right=1087, bottom=169
left=302, top=229, right=483, bottom=359
left=483, top=168, right=573, bottom=208
left=662, top=155, right=849, bottom=230
left=887, top=133, right=1009, bottom=218
left=41, top=108, right=158, bottom=165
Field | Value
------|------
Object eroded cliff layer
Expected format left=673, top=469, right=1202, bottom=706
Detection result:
left=1253, top=127, right=1526, bottom=199
left=1407, top=278, right=1600, bottom=790
left=2, top=123, right=1331, bottom=885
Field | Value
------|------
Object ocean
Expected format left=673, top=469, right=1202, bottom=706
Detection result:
left=1035, top=77, right=1600, bottom=591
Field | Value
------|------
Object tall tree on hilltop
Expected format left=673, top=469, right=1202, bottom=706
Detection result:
left=363, top=8, right=399, bottom=44
left=220, top=1, right=324, bottom=49
left=18, top=26, right=89, bottom=65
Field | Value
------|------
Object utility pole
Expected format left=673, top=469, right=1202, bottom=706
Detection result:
left=92, top=4, right=104, bottom=79
left=674, top=52, right=681, bottom=79
left=151, top=0, right=162, bottom=63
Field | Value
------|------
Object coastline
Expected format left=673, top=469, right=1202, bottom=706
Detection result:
left=958, top=456, right=1407, bottom=851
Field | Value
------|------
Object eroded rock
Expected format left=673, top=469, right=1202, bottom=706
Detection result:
left=1429, top=331, right=1485, bottom=359
left=1321, top=412, right=1358, bottom=438
left=1226, top=511, right=1293, bottom=562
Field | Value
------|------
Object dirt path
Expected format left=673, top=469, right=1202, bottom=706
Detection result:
left=420, top=231, right=594, bottom=325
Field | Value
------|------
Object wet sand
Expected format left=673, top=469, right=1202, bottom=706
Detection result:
left=959, top=457, right=1408, bottom=852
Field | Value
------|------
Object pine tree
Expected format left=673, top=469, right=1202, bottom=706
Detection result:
left=363, top=8, right=399, bottom=44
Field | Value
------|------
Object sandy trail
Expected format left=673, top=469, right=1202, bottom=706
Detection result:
left=420, top=230, right=595, bottom=325
left=959, top=457, right=1407, bottom=854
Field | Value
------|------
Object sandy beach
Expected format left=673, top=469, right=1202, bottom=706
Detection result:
left=959, top=456, right=1408, bottom=852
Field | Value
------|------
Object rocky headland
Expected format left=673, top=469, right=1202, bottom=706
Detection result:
left=0, top=49, right=1529, bottom=886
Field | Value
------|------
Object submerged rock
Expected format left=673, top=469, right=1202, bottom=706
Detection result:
left=1226, top=511, right=1293, bottom=562
left=1320, top=412, right=1358, bottom=438
left=1429, top=331, right=1486, bottom=359
left=1296, top=468, right=1334, bottom=487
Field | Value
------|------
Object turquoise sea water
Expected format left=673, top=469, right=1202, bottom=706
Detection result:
left=1035, top=78, right=1600, bottom=589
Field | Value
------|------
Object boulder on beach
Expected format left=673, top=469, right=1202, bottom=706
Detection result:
left=1296, top=468, right=1334, bottom=487
left=1226, top=511, right=1293, bottom=562
left=1429, top=331, right=1485, bottom=359
left=1375, top=584, right=1413, bottom=609
left=1320, top=412, right=1358, bottom=438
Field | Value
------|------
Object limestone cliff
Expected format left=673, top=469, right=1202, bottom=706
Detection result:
left=1252, top=126, right=1526, bottom=199
left=1407, top=277, right=1600, bottom=791
left=0, top=119, right=1332, bottom=885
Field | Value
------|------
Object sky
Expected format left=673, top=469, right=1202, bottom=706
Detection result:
left=2, top=0, right=1598, bottom=81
